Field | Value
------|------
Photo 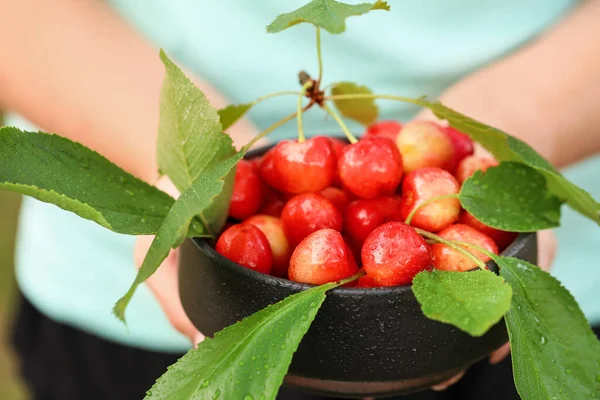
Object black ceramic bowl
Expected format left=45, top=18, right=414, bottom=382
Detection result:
left=178, top=145, right=538, bottom=398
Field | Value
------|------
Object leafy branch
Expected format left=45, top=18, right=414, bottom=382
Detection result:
left=146, top=274, right=362, bottom=400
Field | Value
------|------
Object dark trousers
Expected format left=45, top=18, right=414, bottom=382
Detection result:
left=11, top=294, right=600, bottom=400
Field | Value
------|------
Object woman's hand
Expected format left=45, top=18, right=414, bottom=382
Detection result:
left=133, top=175, right=205, bottom=346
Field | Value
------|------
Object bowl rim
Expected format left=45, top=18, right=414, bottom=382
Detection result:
left=190, top=232, right=533, bottom=297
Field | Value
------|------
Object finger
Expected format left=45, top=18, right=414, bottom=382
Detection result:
left=489, top=342, right=511, bottom=365
left=537, top=229, right=557, bottom=272
left=134, top=235, right=202, bottom=343
left=193, top=332, right=206, bottom=348
left=431, top=370, right=465, bottom=391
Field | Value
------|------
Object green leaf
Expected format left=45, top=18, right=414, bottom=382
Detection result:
left=330, top=82, right=379, bottom=125
left=218, top=103, right=253, bottom=131
left=113, top=153, right=243, bottom=322
left=413, top=99, right=600, bottom=225
left=0, top=127, right=174, bottom=235
left=459, top=162, right=561, bottom=232
left=158, top=50, right=238, bottom=234
left=146, top=281, right=341, bottom=400
left=507, top=136, right=600, bottom=225
left=266, top=0, right=390, bottom=34
left=412, top=269, right=512, bottom=337
left=496, top=256, right=600, bottom=399
left=158, top=50, right=236, bottom=193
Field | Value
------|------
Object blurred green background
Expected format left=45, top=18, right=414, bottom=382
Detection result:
left=1, top=111, right=28, bottom=398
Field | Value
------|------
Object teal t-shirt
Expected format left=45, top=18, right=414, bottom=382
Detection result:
left=10, top=0, right=595, bottom=354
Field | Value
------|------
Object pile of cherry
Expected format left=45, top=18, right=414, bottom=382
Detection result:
left=215, top=120, right=517, bottom=288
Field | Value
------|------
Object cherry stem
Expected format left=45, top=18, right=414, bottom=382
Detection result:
left=322, top=104, right=358, bottom=144
left=414, top=228, right=487, bottom=270
left=452, top=240, right=497, bottom=259
left=297, top=81, right=314, bottom=143
left=335, top=270, right=366, bottom=288
left=253, top=90, right=303, bottom=104
left=243, top=108, right=304, bottom=152
left=316, top=27, right=323, bottom=84
left=405, top=194, right=460, bottom=225
left=326, top=93, right=426, bottom=108
left=223, top=91, right=302, bottom=131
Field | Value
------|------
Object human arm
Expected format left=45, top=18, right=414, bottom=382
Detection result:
left=0, top=0, right=258, bottom=185
left=421, top=0, right=600, bottom=168
left=0, top=0, right=259, bottom=344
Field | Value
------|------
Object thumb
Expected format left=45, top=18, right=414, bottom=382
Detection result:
left=134, top=235, right=205, bottom=345
left=133, top=174, right=205, bottom=346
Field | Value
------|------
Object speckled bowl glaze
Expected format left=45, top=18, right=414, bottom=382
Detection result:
left=178, top=145, right=538, bottom=398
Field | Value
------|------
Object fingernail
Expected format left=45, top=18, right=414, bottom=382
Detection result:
left=192, top=332, right=206, bottom=347
left=489, top=353, right=504, bottom=365
left=431, top=371, right=465, bottom=391
left=431, top=384, right=448, bottom=392
left=489, top=343, right=511, bottom=364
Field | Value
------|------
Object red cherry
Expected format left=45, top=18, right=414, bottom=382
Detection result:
left=343, top=233, right=363, bottom=264
left=329, top=138, right=347, bottom=188
left=459, top=211, right=517, bottom=251
left=271, top=136, right=336, bottom=194
left=395, top=121, right=455, bottom=173
left=329, top=137, right=347, bottom=158
left=400, top=167, right=461, bottom=232
left=244, top=215, right=291, bottom=278
left=321, top=187, right=351, bottom=213
left=376, top=195, right=404, bottom=222
left=356, top=274, right=379, bottom=288
left=258, top=148, right=281, bottom=189
left=215, top=224, right=272, bottom=274
left=431, top=224, right=498, bottom=272
left=362, top=222, right=432, bottom=286
left=249, top=156, right=263, bottom=173
left=228, top=160, right=263, bottom=220
left=281, top=193, right=343, bottom=246
left=289, top=229, right=359, bottom=285
left=258, top=188, right=286, bottom=218
left=344, top=196, right=402, bottom=248
left=442, top=126, right=474, bottom=172
left=338, top=136, right=403, bottom=199
left=455, top=155, right=498, bottom=184
left=364, top=120, right=403, bottom=142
